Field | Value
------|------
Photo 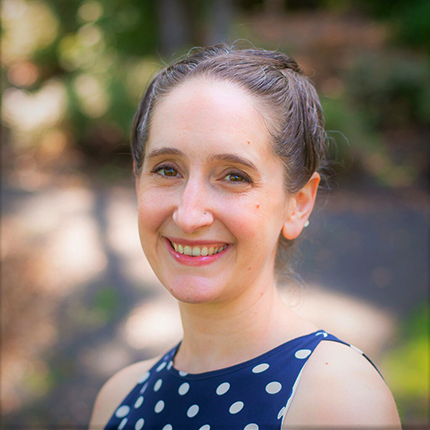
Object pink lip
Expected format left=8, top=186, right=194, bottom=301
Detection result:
left=163, top=237, right=230, bottom=267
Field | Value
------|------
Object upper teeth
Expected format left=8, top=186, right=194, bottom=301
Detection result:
left=171, top=242, right=227, bottom=256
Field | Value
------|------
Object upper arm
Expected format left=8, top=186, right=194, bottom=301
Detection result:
left=283, top=341, right=402, bottom=429
left=88, top=357, right=159, bottom=430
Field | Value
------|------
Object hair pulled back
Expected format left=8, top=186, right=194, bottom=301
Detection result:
left=131, top=43, right=327, bottom=281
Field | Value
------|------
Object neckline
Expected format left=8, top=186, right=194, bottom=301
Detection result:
left=168, top=330, right=325, bottom=380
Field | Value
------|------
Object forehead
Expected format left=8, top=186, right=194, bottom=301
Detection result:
left=147, top=77, right=274, bottom=158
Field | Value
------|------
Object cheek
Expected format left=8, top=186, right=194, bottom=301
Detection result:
left=137, top=189, right=172, bottom=233
left=252, top=197, right=286, bottom=238
left=228, top=201, right=279, bottom=242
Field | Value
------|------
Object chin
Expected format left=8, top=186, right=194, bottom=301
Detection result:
left=161, top=275, right=226, bottom=305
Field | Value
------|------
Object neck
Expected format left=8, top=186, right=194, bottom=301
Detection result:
left=174, top=277, right=305, bottom=374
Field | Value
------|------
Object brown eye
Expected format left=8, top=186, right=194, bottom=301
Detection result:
left=225, top=172, right=251, bottom=183
left=154, top=166, right=179, bottom=177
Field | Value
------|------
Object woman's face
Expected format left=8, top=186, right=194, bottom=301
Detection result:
left=136, top=77, right=293, bottom=304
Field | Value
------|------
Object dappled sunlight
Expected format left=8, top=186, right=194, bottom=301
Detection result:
left=2, top=80, right=67, bottom=145
left=9, top=154, right=44, bottom=192
left=280, top=284, right=397, bottom=358
left=6, top=187, right=107, bottom=292
left=77, top=1, right=104, bottom=24
left=7, top=61, right=39, bottom=87
left=73, top=73, right=110, bottom=118
left=2, top=185, right=108, bottom=414
left=58, top=24, right=106, bottom=72
left=6, top=187, right=94, bottom=237
left=122, top=299, right=182, bottom=352
left=1, top=0, right=59, bottom=65
left=48, top=215, right=107, bottom=290
left=105, top=187, right=162, bottom=286
left=79, top=340, right=134, bottom=379
left=2, top=182, right=168, bottom=416
left=125, top=58, right=163, bottom=102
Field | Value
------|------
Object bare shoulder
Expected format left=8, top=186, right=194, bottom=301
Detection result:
left=283, top=340, right=402, bottom=429
left=88, top=356, right=160, bottom=430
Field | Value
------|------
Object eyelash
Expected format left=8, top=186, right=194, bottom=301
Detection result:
left=151, top=164, right=181, bottom=177
left=151, top=165, right=252, bottom=185
left=224, top=171, right=252, bottom=184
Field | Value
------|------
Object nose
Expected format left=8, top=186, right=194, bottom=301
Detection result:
left=172, top=180, right=214, bottom=234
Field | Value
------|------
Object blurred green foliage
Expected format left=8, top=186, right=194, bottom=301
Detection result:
left=322, top=49, right=429, bottom=188
left=383, top=304, right=429, bottom=421
left=347, top=52, right=430, bottom=128
left=2, top=0, right=429, bottom=188
left=93, top=286, right=121, bottom=321
left=359, top=0, right=430, bottom=51
left=241, top=0, right=430, bottom=52
left=2, top=0, right=163, bottom=172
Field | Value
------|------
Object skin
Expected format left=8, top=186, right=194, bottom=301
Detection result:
left=89, top=77, right=401, bottom=430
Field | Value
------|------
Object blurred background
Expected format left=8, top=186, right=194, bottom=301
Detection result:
left=1, top=0, right=429, bottom=428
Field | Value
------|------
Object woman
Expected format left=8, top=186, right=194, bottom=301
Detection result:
left=89, top=45, right=401, bottom=429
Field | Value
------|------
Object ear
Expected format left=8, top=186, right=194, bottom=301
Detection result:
left=282, top=172, right=320, bottom=240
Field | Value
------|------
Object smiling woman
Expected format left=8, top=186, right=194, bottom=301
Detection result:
left=88, top=44, right=401, bottom=430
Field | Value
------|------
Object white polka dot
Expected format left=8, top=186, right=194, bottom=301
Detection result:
left=179, top=370, right=188, bottom=377
left=187, top=404, right=199, bottom=418
left=154, top=379, right=163, bottom=391
left=316, top=331, right=328, bottom=337
left=154, top=400, right=165, bottom=413
left=266, top=381, right=282, bottom=394
left=252, top=363, right=269, bottom=373
left=167, top=361, right=173, bottom=370
left=115, top=405, right=130, bottom=418
left=157, top=361, right=167, bottom=372
left=178, top=382, right=190, bottom=395
left=216, top=382, right=230, bottom=395
left=229, top=401, right=244, bottom=414
left=295, top=349, right=311, bottom=359
left=118, top=418, right=128, bottom=430
left=199, top=425, right=210, bottom=430
left=244, top=424, right=259, bottom=430
left=138, top=371, right=150, bottom=383
left=135, top=418, right=145, bottom=430
left=277, top=406, right=286, bottom=420
left=162, top=425, right=172, bottom=430
left=134, top=396, right=144, bottom=408
left=140, top=382, right=148, bottom=394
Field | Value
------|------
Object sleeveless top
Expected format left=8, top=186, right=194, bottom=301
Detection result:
left=104, top=331, right=381, bottom=430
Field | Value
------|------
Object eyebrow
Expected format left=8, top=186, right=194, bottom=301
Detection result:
left=210, top=153, right=258, bottom=171
left=146, top=147, right=184, bottom=159
left=146, top=147, right=258, bottom=171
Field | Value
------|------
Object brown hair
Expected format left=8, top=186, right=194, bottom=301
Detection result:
left=131, top=43, right=327, bottom=281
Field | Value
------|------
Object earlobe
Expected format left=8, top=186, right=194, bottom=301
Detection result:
left=282, top=172, right=320, bottom=240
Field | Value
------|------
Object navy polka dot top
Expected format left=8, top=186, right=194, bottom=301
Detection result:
left=104, top=331, right=381, bottom=430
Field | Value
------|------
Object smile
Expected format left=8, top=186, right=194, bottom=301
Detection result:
left=169, top=240, right=228, bottom=257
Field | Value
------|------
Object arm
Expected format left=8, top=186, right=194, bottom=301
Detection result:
left=88, top=357, right=159, bottom=430
left=282, top=341, right=402, bottom=429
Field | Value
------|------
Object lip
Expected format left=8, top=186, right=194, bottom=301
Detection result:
left=164, top=237, right=230, bottom=267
